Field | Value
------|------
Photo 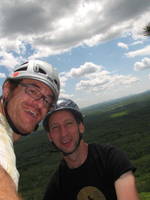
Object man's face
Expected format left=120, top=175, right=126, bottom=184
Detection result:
left=3, top=79, right=54, bottom=135
left=48, top=110, right=84, bottom=155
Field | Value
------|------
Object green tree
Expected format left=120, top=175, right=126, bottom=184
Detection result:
left=144, top=23, right=150, bottom=36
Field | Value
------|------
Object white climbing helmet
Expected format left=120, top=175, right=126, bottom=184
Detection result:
left=43, top=98, right=84, bottom=132
left=8, top=60, right=60, bottom=102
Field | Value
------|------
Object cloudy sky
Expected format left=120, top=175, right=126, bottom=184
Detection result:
left=0, top=0, right=150, bottom=107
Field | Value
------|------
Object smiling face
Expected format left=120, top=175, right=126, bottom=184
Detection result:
left=48, top=110, right=84, bottom=155
left=3, top=78, right=54, bottom=135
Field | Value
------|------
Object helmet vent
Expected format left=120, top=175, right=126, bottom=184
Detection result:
left=54, top=79, right=59, bottom=87
left=38, top=68, right=46, bottom=74
left=15, top=67, right=27, bottom=72
left=34, top=64, right=46, bottom=74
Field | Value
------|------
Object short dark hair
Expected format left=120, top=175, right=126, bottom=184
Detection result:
left=3, top=78, right=22, bottom=90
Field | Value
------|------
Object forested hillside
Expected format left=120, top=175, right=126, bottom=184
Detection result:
left=14, top=91, right=150, bottom=200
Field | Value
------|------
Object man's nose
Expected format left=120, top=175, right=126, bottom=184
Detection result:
left=60, top=126, right=68, bottom=137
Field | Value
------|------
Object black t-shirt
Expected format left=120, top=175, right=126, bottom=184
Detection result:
left=43, top=143, right=136, bottom=200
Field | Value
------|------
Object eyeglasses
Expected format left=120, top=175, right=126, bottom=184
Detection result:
left=19, top=83, right=54, bottom=108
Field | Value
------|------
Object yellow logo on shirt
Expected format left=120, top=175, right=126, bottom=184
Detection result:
left=77, top=186, right=106, bottom=200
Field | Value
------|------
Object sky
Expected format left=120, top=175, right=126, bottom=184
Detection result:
left=0, top=0, right=150, bottom=108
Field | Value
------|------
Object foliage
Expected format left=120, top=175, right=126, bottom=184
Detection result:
left=139, top=192, right=150, bottom=200
left=14, top=91, right=150, bottom=199
left=144, top=23, right=150, bottom=36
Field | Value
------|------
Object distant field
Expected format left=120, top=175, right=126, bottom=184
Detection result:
left=110, top=110, right=128, bottom=118
left=15, top=91, right=150, bottom=200
left=140, top=192, right=150, bottom=200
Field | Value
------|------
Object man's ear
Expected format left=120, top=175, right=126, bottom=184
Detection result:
left=79, top=122, right=85, bottom=134
left=2, top=81, right=11, bottom=99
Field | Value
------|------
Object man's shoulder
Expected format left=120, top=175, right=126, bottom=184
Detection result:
left=89, top=143, right=116, bottom=153
left=0, top=112, right=13, bottom=138
left=88, top=143, right=122, bottom=163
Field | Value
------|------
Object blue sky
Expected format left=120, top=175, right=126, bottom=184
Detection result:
left=0, top=0, right=150, bottom=107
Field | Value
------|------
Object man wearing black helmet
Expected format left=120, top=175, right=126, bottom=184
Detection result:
left=0, top=60, right=60, bottom=200
left=43, top=98, right=140, bottom=200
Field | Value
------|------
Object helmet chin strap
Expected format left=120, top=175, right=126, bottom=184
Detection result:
left=51, top=132, right=83, bottom=156
left=1, top=97, right=38, bottom=136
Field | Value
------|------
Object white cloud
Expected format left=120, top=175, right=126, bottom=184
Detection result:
left=134, top=57, right=150, bottom=71
left=0, top=0, right=149, bottom=62
left=0, top=51, right=19, bottom=69
left=59, top=62, right=105, bottom=89
left=59, top=72, right=69, bottom=87
left=60, top=92, right=73, bottom=99
left=76, top=73, right=138, bottom=92
left=130, top=40, right=143, bottom=46
left=126, top=45, right=150, bottom=57
left=0, top=38, right=18, bottom=52
left=0, top=73, right=6, bottom=78
left=68, top=62, right=102, bottom=77
left=60, top=62, right=139, bottom=94
left=117, top=42, right=128, bottom=49
left=0, top=0, right=149, bottom=107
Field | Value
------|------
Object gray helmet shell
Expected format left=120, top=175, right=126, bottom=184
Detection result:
left=8, top=60, right=60, bottom=102
left=43, top=98, right=83, bottom=131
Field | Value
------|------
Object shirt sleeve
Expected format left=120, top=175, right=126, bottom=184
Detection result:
left=0, top=124, right=19, bottom=190
left=104, top=144, right=136, bottom=182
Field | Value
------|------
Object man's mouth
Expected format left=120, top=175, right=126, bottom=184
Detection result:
left=62, top=138, right=70, bottom=144
left=26, top=110, right=38, bottom=119
left=61, top=138, right=72, bottom=148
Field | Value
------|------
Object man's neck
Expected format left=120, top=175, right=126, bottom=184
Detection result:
left=13, top=133, right=21, bottom=142
left=64, top=142, right=88, bottom=169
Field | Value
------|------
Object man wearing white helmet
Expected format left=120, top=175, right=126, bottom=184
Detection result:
left=43, top=98, right=140, bottom=200
left=0, top=60, right=60, bottom=199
